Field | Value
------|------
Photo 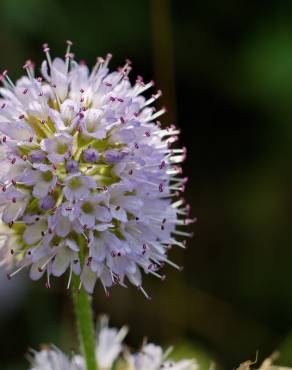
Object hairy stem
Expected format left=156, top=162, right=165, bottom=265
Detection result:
left=72, top=277, right=97, bottom=370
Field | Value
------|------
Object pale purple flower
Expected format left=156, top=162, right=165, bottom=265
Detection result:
left=30, top=150, right=46, bottom=163
left=83, top=147, right=99, bottom=163
left=42, top=134, right=72, bottom=163
left=77, top=195, right=112, bottom=229
left=104, top=149, right=127, bottom=164
left=65, top=159, right=79, bottom=173
left=29, top=168, right=57, bottom=199
left=0, top=42, right=193, bottom=296
left=81, top=109, right=107, bottom=139
left=39, top=195, right=55, bottom=210
left=63, top=174, right=96, bottom=201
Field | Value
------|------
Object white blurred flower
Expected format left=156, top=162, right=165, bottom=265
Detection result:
left=0, top=42, right=194, bottom=295
left=29, top=347, right=81, bottom=370
left=128, top=343, right=197, bottom=370
left=28, top=317, right=197, bottom=370
left=96, top=315, right=128, bottom=370
left=129, top=343, right=163, bottom=370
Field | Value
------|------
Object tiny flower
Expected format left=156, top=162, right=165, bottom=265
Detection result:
left=83, top=147, right=99, bottom=163
left=30, top=168, right=57, bottom=199
left=104, top=149, right=127, bottom=164
left=81, top=109, right=107, bottom=139
left=63, top=174, right=96, bottom=201
left=42, top=134, right=72, bottom=163
left=39, top=195, right=55, bottom=210
left=0, top=42, right=193, bottom=295
left=78, top=195, right=112, bottom=228
left=30, top=150, right=47, bottom=163
left=66, top=159, right=79, bottom=173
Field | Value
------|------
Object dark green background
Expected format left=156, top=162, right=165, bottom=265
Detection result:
left=1, top=1, right=292, bottom=369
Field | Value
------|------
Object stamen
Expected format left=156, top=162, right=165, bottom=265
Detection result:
left=67, top=265, right=73, bottom=290
left=138, top=285, right=152, bottom=300
left=2, top=70, right=15, bottom=89
left=144, top=107, right=167, bottom=122
left=65, top=40, right=73, bottom=72
left=7, top=265, right=26, bottom=279
left=43, top=43, right=53, bottom=70
left=23, top=60, right=35, bottom=81
left=38, top=255, right=55, bottom=272
left=45, top=268, right=51, bottom=289
left=77, top=280, right=82, bottom=293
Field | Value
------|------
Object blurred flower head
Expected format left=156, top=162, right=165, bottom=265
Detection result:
left=0, top=42, right=194, bottom=295
left=28, top=316, right=197, bottom=370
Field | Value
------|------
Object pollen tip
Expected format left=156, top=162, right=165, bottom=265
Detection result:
left=42, top=43, right=50, bottom=52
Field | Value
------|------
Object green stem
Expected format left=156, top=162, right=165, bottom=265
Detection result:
left=72, top=277, right=97, bottom=370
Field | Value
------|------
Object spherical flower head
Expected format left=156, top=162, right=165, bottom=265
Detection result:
left=28, top=316, right=197, bottom=370
left=0, top=42, right=194, bottom=296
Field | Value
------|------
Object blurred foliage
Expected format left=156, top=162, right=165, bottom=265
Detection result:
left=1, top=0, right=292, bottom=369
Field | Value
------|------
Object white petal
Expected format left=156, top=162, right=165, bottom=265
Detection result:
left=47, top=153, right=64, bottom=163
left=80, top=213, right=95, bottom=228
left=0, top=121, right=34, bottom=141
left=90, top=238, right=106, bottom=262
left=49, top=108, right=66, bottom=131
left=41, top=60, right=50, bottom=81
left=29, top=261, right=46, bottom=280
left=66, top=239, right=79, bottom=252
left=2, top=200, right=26, bottom=223
left=72, top=254, right=81, bottom=275
left=33, top=182, right=49, bottom=199
left=110, top=205, right=127, bottom=222
left=23, top=220, right=47, bottom=245
left=52, top=248, right=72, bottom=277
left=89, top=128, right=107, bottom=139
left=55, top=217, right=71, bottom=237
left=95, top=206, right=112, bottom=223
left=127, top=268, right=142, bottom=286
left=81, top=266, right=97, bottom=293
left=81, top=176, right=96, bottom=189
left=94, top=223, right=114, bottom=232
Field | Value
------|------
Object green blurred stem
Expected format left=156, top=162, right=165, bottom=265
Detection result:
left=72, top=276, right=97, bottom=370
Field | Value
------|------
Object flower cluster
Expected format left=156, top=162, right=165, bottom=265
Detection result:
left=29, top=316, right=197, bottom=370
left=0, top=42, right=194, bottom=295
